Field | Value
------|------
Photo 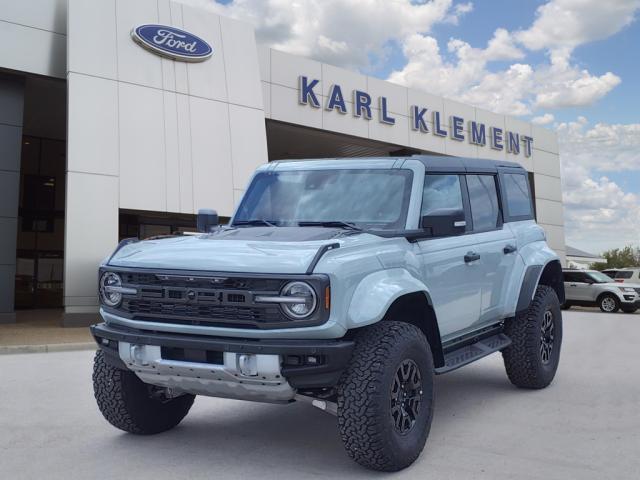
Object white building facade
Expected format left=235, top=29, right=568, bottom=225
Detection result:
left=0, top=0, right=565, bottom=325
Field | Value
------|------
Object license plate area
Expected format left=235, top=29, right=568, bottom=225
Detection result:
left=160, top=346, right=224, bottom=365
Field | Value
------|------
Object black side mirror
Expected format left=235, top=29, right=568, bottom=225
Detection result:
left=420, top=209, right=466, bottom=238
left=197, top=209, right=219, bottom=233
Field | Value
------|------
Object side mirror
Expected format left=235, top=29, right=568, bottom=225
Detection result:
left=420, top=209, right=466, bottom=238
left=197, top=209, right=219, bottom=233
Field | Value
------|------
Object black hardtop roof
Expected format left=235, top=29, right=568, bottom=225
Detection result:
left=407, top=155, right=525, bottom=174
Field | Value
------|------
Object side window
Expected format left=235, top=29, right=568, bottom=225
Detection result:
left=421, top=175, right=463, bottom=216
left=504, top=173, right=533, bottom=218
left=466, top=175, right=500, bottom=231
left=616, top=271, right=633, bottom=279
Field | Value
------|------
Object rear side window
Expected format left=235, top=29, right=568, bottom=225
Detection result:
left=563, top=272, right=578, bottom=282
left=503, top=173, right=533, bottom=219
left=421, top=175, right=463, bottom=216
left=466, top=175, right=500, bottom=231
left=616, top=271, right=633, bottom=279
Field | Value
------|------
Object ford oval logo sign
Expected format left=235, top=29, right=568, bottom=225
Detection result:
left=131, top=24, right=213, bottom=62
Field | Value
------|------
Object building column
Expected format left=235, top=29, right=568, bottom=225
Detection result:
left=62, top=173, right=119, bottom=327
left=0, top=75, right=24, bottom=324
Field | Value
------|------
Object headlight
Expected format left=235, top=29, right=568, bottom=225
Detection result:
left=100, top=272, right=123, bottom=307
left=280, top=281, right=317, bottom=319
left=619, top=287, right=636, bottom=293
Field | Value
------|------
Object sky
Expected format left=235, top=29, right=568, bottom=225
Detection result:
left=182, top=0, right=640, bottom=254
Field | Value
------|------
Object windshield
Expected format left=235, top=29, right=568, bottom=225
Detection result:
left=233, top=169, right=414, bottom=230
left=587, top=271, right=614, bottom=283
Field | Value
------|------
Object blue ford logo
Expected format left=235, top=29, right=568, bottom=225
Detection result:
left=131, top=24, right=213, bottom=62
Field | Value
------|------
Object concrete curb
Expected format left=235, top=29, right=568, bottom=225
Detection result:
left=0, top=342, right=96, bottom=355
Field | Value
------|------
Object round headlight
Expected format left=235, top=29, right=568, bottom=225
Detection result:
left=280, top=281, right=317, bottom=319
left=100, top=272, right=123, bottom=307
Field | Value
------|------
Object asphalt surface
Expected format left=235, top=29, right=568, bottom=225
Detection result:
left=1, top=309, right=639, bottom=479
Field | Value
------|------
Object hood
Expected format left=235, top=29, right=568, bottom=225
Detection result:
left=107, top=227, right=383, bottom=274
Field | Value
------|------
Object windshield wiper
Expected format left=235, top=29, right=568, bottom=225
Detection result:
left=233, top=219, right=278, bottom=227
left=297, top=221, right=363, bottom=231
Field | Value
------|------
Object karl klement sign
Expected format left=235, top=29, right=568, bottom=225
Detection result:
left=298, top=76, right=533, bottom=157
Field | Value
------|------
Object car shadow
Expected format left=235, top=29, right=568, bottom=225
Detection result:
left=105, top=360, right=523, bottom=477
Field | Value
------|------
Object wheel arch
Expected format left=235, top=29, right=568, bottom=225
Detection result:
left=379, top=292, right=445, bottom=369
left=516, top=260, right=565, bottom=314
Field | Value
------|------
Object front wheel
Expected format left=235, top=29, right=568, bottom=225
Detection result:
left=502, top=285, right=562, bottom=389
left=92, top=350, right=195, bottom=434
left=598, top=294, right=620, bottom=313
left=621, top=306, right=638, bottom=314
left=337, top=321, right=434, bottom=472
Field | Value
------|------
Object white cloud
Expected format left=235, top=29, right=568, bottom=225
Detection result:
left=388, top=0, right=636, bottom=114
left=559, top=118, right=640, bottom=251
left=516, top=0, right=640, bottom=52
left=179, top=0, right=470, bottom=70
left=557, top=118, right=640, bottom=171
left=532, top=113, right=555, bottom=125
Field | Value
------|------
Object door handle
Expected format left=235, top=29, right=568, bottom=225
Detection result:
left=503, top=244, right=517, bottom=254
left=464, top=252, right=480, bottom=263
left=570, top=283, right=577, bottom=287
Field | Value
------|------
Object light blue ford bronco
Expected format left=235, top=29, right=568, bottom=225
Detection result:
left=91, top=155, right=564, bottom=472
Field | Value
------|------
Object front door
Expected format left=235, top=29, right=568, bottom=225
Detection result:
left=416, top=174, right=482, bottom=340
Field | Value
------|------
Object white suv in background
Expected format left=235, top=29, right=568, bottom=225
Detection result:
left=563, top=269, right=640, bottom=313
left=613, top=268, right=640, bottom=284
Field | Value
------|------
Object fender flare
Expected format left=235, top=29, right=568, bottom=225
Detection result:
left=516, top=259, right=564, bottom=313
left=346, top=268, right=432, bottom=327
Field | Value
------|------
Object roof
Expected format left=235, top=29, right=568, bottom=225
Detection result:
left=409, top=155, right=524, bottom=174
left=566, top=245, right=602, bottom=259
left=271, top=155, right=526, bottom=174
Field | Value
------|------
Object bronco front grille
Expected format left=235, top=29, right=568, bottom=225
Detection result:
left=104, top=269, right=330, bottom=330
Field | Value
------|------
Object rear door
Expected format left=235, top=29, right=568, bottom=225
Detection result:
left=416, top=174, right=483, bottom=340
left=464, top=174, right=517, bottom=325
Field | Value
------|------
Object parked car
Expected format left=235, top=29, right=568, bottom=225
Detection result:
left=90, top=156, right=564, bottom=472
left=563, top=269, right=640, bottom=313
left=602, top=269, right=621, bottom=279
left=613, top=268, right=640, bottom=284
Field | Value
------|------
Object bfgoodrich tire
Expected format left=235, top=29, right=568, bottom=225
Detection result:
left=503, top=285, right=562, bottom=389
left=92, top=349, right=195, bottom=434
left=337, top=321, right=434, bottom=472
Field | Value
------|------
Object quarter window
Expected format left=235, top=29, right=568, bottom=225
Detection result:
left=504, top=173, right=533, bottom=218
left=421, top=175, right=463, bottom=216
left=467, top=175, right=500, bottom=231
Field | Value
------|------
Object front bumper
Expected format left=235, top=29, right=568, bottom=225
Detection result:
left=91, top=323, right=354, bottom=402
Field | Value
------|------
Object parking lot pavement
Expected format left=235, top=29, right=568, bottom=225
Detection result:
left=1, top=310, right=639, bottom=480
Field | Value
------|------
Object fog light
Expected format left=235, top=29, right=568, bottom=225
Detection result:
left=237, top=353, right=258, bottom=376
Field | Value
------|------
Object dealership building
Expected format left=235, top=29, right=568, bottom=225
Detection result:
left=0, top=0, right=565, bottom=325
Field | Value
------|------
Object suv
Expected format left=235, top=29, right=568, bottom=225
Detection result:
left=613, top=268, right=640, bottom=284
left=563, top=269, right=640, bottom=313
left=91, top=156, right=564, bottom=472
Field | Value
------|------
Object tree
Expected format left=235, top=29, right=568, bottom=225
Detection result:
left=590, top=246, right=640, bottom=270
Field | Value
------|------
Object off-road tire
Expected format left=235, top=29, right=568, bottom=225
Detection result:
left=598, top=293, right=620, bottom=313
left=93, top=349, right=195, bottom=434
left=502, top=285, right=562, bottom=389
left=337, top=321, right=434, bottom=472
left=621, top=306, right=638, bottom=314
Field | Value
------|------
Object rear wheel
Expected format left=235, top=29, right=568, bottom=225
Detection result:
left=502, top=285, right=562, bottom=389
left=598, top=294, right=620, bottom=313
left=337, top=321, right=434, bottom=472
left=92, top=350, right=195, bottom=434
